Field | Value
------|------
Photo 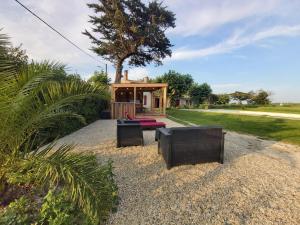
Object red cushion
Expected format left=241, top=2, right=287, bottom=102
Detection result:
left=125, top=112, right=133, bottom=120
left=139, top=122, right=166, bottom=127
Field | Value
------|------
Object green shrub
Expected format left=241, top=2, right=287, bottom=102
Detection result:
left=39, top=189, right=97, bottom=225
left=0, top=33, right=117, bottom=225
left=0, top=196, right=38, bottom=225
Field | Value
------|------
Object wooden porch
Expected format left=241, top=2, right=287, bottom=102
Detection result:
left=111, top=82, right=168, bottom=119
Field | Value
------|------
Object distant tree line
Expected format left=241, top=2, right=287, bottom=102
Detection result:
left=155, top=70, right=271, bottom=107
left=230, top=90, right=271, bottom=105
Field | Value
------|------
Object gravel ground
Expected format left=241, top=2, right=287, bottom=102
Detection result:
left=56, top=118, right=300, bottom=225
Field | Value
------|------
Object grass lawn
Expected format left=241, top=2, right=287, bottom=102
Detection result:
left=168, top=109, right=300, bottom=146
left=243, top=105, right=300, bottom=114
left=211, top=104, right=300, bottom=114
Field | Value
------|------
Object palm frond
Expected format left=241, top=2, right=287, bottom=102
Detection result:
left=16, top=61, right=66, bottom=97
left=23, top=144, right=116, bottom=221
left=0, top=33, right=18, bottom=107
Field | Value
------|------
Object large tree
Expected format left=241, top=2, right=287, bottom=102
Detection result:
left=83, top=0, right=176, bottom=83
left=251, top=90, right=271, bottom=105
left=189, top=83, right=212, bottom=105
left=216, top=94, right=230, bottom=105
left=88, top=70, right=111, bottom=88
left=230, top=91, right=251, bottom=104
left=156, top=70, right=193, bottom=107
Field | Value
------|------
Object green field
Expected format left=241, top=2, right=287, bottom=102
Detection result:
left=168, top=109, right=300, bottom=146
left=243, top=105, right=300, bottom=114
left=209, top=104, right=300, bottom=114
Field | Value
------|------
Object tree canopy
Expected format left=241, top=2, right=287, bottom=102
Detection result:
left=84, top=0, right=176, bottom=83
left=88, top=70, right=111, bottom=87
left=189, top=83, right=212, bottom=105
left=156, top=70, right=193, bottom=107
left=251, top=90, right=271, bottom=105
left=230, top=91, right=251, bottom=104
left=216, top=94, right=230, bottom=105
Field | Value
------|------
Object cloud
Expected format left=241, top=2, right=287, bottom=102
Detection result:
left=105, top=67, right=149, bottom=83
left=171, top=25, right=300, bottom=60
left=126, top=67, right=149, bottom=80
left=166, top=0, right=282, bottom=36
left=0, top=0, right=105, bottom=71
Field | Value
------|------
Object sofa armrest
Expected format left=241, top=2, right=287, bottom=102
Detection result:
left=160, top=131, right=172, bottom=169
left=155, top=127, right=170, bottom=141
left=220, top=131, right=226, bottom=164
left=117, top=123, right=143, bottom=147
left=158, top=127, right=171, bottom=136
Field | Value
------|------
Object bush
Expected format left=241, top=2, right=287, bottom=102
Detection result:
left=1, top=157, right=118, bottom=225
left=0, top=33, right=117, bottom=225
left=39, top=189, right=98, bottom=225
left=0, top=196, right=38, bottom=225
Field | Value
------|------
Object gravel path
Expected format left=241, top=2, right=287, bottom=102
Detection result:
left=182, top=109, right=300, bottom=120
left=57, top=118, right=300, bottom=225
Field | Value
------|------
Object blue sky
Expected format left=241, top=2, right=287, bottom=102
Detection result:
left=1, top=0, right=300, bottom=102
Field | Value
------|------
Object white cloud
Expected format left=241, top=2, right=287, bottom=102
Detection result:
left=166, top=0, right=282, bottom=36
left=126, top=67, right=149, bottom=80
left=105, top=67, right=149, bottom=83
left=171, top=25, right=300, bottom=60
left=0, top=0, right=105, bottom=71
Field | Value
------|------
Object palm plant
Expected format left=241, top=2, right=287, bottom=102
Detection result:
left=0, top=33, right=117, bottom=223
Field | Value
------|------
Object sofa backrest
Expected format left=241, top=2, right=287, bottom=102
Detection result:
left=167, top=126, right=224, bottom=165
left=170, top=126, right=223, bottom=153
left=170, top=126, right=223, bottom=141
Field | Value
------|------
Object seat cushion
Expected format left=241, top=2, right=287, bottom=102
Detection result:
left=140, top=122, right=166, bottom=128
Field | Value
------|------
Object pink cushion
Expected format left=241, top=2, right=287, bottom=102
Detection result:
left=139, top=122, right=166, bottom=127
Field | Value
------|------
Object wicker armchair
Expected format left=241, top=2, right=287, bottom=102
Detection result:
left=156, top=126, right=225, bottom=169
left=116, top=120, right=144, bottom=147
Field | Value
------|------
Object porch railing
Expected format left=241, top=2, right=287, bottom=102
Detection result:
left=111, top=102, right=135, bottom=119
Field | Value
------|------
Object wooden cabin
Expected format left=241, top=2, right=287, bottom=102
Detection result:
left=111, top=70, right=168, bottom=119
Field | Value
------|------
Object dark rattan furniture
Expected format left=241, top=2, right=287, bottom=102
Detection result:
left=156, top=126, right=225, bottom=169
left=116, top=120, right=144, bottom=147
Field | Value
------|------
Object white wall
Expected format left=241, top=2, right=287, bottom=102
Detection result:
left=143, top=92, right=151, bottom=109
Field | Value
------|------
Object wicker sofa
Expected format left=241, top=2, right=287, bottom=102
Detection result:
left=156, top=126, right=225, bottom=169
left=116, top=120, right=144, bottom=147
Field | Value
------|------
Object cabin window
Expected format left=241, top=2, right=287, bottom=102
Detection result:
left=143, top=95, right=147, bottom=105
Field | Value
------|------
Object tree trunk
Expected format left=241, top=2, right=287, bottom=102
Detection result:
left=115, top=60, right=123, bottom=83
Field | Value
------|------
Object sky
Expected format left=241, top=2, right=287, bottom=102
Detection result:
left=1, top=0, right=300, bottom=102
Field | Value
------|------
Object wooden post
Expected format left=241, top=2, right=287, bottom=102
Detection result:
left=111, top=86, right=115, bottom=119
left=163, top=86, right=167, bottom=115
left=133, top=87, right=136, bottom=118
left=150, top=91, right=153, bottom=112
left=159, top=88, right=163, bottom=114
